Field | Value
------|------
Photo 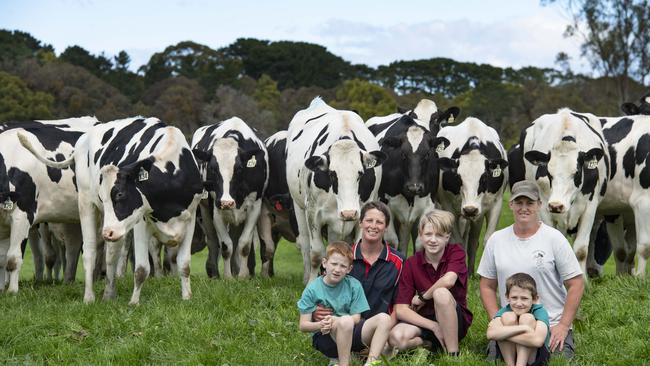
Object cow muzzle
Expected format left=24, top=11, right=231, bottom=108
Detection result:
left=461, top=205, right=479, bottom=219
left=339, top=210, right=359, bottom=221
left=405, top=183, right=425, bottom=195
left=219, top=199, right=235, bottom=210
left=548, top=201, right=565, bottom=214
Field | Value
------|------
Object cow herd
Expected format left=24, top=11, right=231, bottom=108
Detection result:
left=0, top=92, right=649, bottom=304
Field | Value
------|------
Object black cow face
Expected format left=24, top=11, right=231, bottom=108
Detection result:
left=382, top=130, right=438, bottom=198
left=109, top=158, right=153, bottom=221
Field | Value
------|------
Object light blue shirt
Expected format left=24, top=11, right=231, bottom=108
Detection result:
left=297, top=275, right=369, bottom=316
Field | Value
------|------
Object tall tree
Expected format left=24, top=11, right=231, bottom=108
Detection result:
left=60, top=45, right=113, bottom=77
left=0, top=71, right=53, bottom=120
left=331, top=79, right=396, bottom=120
left=544, top=0, right=650, bottom=101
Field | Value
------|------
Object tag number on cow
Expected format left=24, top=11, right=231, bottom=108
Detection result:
left=138, top=168, right=149, bottom=181
left=587, top=158, right=598, bottom=170
left=247, top=156, right=257, bottom=168
left=492, top=166, right=502, bottom=177
left=2, top=200, right=14, bottom=211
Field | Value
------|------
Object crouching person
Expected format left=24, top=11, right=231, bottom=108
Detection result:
left=389, top=209, right=473, bottom=357
left=486, top=273, right=550, bottom=366
left=297, top=241, right=391, bottom=366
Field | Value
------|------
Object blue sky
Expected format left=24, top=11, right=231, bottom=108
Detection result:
left=1, top=0, right=587, bottom=73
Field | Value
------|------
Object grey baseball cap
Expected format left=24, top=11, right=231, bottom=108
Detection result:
left=510, top=180, right=540, bottom=202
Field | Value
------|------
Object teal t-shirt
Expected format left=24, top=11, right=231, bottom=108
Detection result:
left=297, top=275, right=370, bottom=316
left=495, top=303, right=551, bottom=348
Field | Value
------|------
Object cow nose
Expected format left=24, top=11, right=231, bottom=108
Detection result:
left=462, top=206, right=479, bottom=218
left=220, top=199, right=235, bottom=209
left=102, top=228, right=121, bottom=242
left=548, top=202, right=564, bottom=213
left=340, top=210, right=358, bottom=221
left=406, top=183, right=424, bottom=194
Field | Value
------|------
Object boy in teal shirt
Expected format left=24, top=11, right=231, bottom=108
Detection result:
left=486, top=273, right=550, bottom=366
left=298, top=241, right=390, bottom=366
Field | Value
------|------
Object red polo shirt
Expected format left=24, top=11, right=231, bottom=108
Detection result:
left=395, top=243, right=473, bottom=333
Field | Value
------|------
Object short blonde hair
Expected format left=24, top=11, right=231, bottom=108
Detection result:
left=418, top=209, right=455, bottom=235
left=325, top=241, right=354, bottom=265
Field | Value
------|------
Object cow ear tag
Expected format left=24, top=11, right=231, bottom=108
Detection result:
left=492, top=166, right=502, bottom=178
left=138, top=167, right=149, bottom=182
left=448, top=115, right=455, bottom=123
left=586, top=158, right=598, bottom=170
left=366, top=158, right=376, bottom=169
left=2, top=199, right=13, bottom=211
left=246, top=155, right=257, bottom=168
left=436, top=143, right=445, bottom=154
left=200, top=189, right=209, bottom=200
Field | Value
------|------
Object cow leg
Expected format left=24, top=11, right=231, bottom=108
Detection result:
left=175, top=214, right=195, bottom=301
left=292, top=204, right=311, bottom=284
left=603, top=218, right=627, bottom=275
left=212, top=211, right=234, bottom=279
left=38, top=224, right=56, bottom=282
left=102, top=237, right=124, bottom=300
left=573, top=206, right=598, bottom=280
left=466, top=219, right=482, bottom=276
left=129, top=222, right=151, bottom=305
left=165, top=245, right=179, bottom=275
left=62, top=224, right=82, bottom=283
left=7, top=214, right=31, bottom=293
left=79, top=198, right=100, bottom=303
left=147, top=237, right=163, bottom=278
left=308, top=224, right=325, bottom=283
left=633, top=202, right=650, bottom=277
left=116, top=231, right=133, bottom=278
left=257, top=206, right=276, bottom=278
left=28, top=226, right=44, bottom=282
left=0, top=237, right=8, bottom=290
left=623, top=220, right=637, bottom=274
left=236, top=201, right=262, bottom=278
left=397, top=219, right=412, bottom=255
left=384, top=217, right=400, bottom=251
left=199, top=203, right=219, bottom=278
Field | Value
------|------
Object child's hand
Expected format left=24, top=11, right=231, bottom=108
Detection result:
left=320, top=315, right=333, bottom=334
left=313, top=305, right=334, bottom=322
left=411, top=295, right=424, bottom=310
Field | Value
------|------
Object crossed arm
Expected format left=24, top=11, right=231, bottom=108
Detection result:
left=300, top=312, right=361, bottom=333
left=486, top=317, right=547, bottom=348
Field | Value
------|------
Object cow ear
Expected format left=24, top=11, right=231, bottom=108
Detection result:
left=305, top=155, right=328, bottom=172
left=382, top=136, right=401, bottom=149
left=193, top=148, right=212, bottom=162
left=363, top=150, right=387, bottom=169
left=524, top=151, right=550, bottom=166
left=408, top=111, right=418, bottom=119
left=438, top=107, right=461, bottom=127
left=431, top=136, right=450, bottom=153
left=489, top=158, right=509, bottom=169
left=397, top=106, right=409, bottom=114
left=438, top=157, right=458, bottom=172
left=580, top=148, right=604, bottom=169
left=621, top=102, right=639, bottom=115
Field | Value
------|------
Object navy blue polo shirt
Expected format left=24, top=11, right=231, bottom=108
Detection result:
left=349, top=241, right=404, bottom=319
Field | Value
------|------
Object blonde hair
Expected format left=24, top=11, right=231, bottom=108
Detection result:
left=325, top=241, right=354, bottom=264
left=418, top=209, right=455, bottom=235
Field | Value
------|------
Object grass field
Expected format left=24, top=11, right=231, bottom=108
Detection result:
left=1, top=210, right=649, bottom=365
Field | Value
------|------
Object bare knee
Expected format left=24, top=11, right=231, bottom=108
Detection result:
left=501, top=311, right=518, bottom=326
left=389, top=329, right=410, bottom=350
left=518, top=313, right=536, bottom=327
left=335, top=315, right=354, bottom=332
left=432, top=287, right=454, bottom=307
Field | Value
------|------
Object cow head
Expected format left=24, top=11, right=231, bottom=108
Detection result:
left=621, top=92, right=650, bottom=115
left=193, top=137, right=265, bottom=211
left=101, top=147, right=203, bottom=245
left=438, top=136, right=508, bottom=220
left=381, top=123, right=439, bottom=199
left=524, top=138, right=604, bottom=214
left=305, top=138, right=386, bottom=221
left=430, top=107, right=461, bottom=136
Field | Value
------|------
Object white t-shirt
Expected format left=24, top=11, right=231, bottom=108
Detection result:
left=477, top=222, right=583, bottom=326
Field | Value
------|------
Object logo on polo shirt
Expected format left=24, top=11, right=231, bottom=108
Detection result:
left=532, top=250, right=546, bottom=268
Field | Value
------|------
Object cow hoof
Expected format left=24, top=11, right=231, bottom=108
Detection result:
left=182, top=292, right=192, bottom=300
left=128, top=300, right=140, bottom=306
left=83, top=295, right=96, bottom=304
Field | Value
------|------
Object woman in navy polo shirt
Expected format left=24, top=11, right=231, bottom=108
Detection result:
left=389, top=209, right=472, bottom=357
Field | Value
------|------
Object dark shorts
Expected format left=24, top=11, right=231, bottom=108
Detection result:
left=486, top=329, right=575, bottom=363
left=312, top=319, right=366, bottom=358
left=412, top=304, right=468, bottom=352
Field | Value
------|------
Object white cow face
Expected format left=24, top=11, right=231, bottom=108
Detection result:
left=99, top=160, right=153, bottom=242
left=306, top=139, right=386, bottom=221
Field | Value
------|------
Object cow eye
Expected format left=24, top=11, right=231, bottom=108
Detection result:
left=115, top=191, right=126, bottom=201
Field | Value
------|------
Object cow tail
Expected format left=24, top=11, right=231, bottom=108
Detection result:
left=16, top=131, right=75, bottom=169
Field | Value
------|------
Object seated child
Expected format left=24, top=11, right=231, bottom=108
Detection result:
left=486, top=272, right=551, bottom=366
left=297, top=241, right=389, bottom=366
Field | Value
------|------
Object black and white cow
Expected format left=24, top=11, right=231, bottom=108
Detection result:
left=286, top=97, right=386, bottom=283
left=366, top=99, right=460, bottom=253
left=435, top=117, right=509, bottom=274
left=521, top=109, right=610, bottom=276
left=191, top=117, right=268, bottom=279
left=0, top=117, right=98, bottom=292
left=256, top=131, right=298, bottom=277
left=19, top=117, right=203, bottom=304
left=621, top=92, right=650, bottom=116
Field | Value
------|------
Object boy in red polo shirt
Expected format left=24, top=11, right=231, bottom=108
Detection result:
left=389, top=209, right=473, bottom=357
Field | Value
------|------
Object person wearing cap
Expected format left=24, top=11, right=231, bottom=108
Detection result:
left=477, top=180, right=585, bottom=360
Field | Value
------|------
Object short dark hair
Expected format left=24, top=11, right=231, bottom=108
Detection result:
left=505, top=272, right=538, bottom=299
left=360, top=201, right=391, bottom=227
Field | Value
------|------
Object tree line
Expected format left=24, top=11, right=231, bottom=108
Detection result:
left=1, top=1, right=648, bottom=147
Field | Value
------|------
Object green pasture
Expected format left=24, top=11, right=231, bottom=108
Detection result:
left=1, top=207, right=649, bottom=365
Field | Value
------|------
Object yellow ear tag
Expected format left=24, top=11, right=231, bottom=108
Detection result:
left=492, top=166, right=502, bottom=178
left=138, top=168, right=149, bottom=182
left=366, top=158, right=376, bottom=169
left=247, top=156, right=257, bottom=168
left=200, top=190, right=209, bottom=200
left=448, top=115, right=454, bottom=123
left=436, top=143, right=445, bottom=154
left=587, top=158, right=598, bottom=170
left=2, top=200, right=14, bottom=211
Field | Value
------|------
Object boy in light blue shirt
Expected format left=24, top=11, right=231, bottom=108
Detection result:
left=298, top=241, right=389, bottom=366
